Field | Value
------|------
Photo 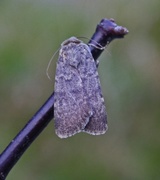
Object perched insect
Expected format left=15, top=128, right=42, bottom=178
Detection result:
left=54, top=37, right=107, bottom=138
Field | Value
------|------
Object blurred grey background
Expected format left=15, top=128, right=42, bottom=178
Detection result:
left=0, top=0, right=160, bottom=179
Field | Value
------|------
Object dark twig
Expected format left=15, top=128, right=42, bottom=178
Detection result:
left=0, top=18, right=128, bottom=179
left=89, top=18, right=128, bottom=60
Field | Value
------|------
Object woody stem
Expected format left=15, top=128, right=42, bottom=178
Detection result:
left=0, top=18, right=128, bottom=180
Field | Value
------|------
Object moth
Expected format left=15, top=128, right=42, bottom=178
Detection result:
left=54, top=37, right=107, bottom=138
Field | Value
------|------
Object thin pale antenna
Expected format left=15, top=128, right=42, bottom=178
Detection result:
left=46, top=48, right=60, bottom=81
left=78, top=36, right=107, bottom=50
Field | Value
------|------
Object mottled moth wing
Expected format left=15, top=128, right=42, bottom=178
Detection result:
left=54, top=37, right=92, bottom=138
left=54, top=37, right=107, bottom=138
left=77, top=41, right=108, bottom=135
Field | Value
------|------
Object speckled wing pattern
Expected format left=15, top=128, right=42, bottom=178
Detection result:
left=54, top=37, right=107, bottom=138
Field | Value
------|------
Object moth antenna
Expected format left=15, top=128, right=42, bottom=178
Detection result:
left=46, top=48, right=60, bottom=81
left=78, top=36, right=106, bottom=50
left=87, top=43, right=106, bottom=50
left=78, top=36, right=111, bottom=59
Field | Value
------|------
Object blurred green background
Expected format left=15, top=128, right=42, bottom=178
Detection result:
left=0, top=0, right=160, bottom=179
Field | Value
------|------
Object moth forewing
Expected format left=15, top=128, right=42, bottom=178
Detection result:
left=54, top=37, right=107, bottom=138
